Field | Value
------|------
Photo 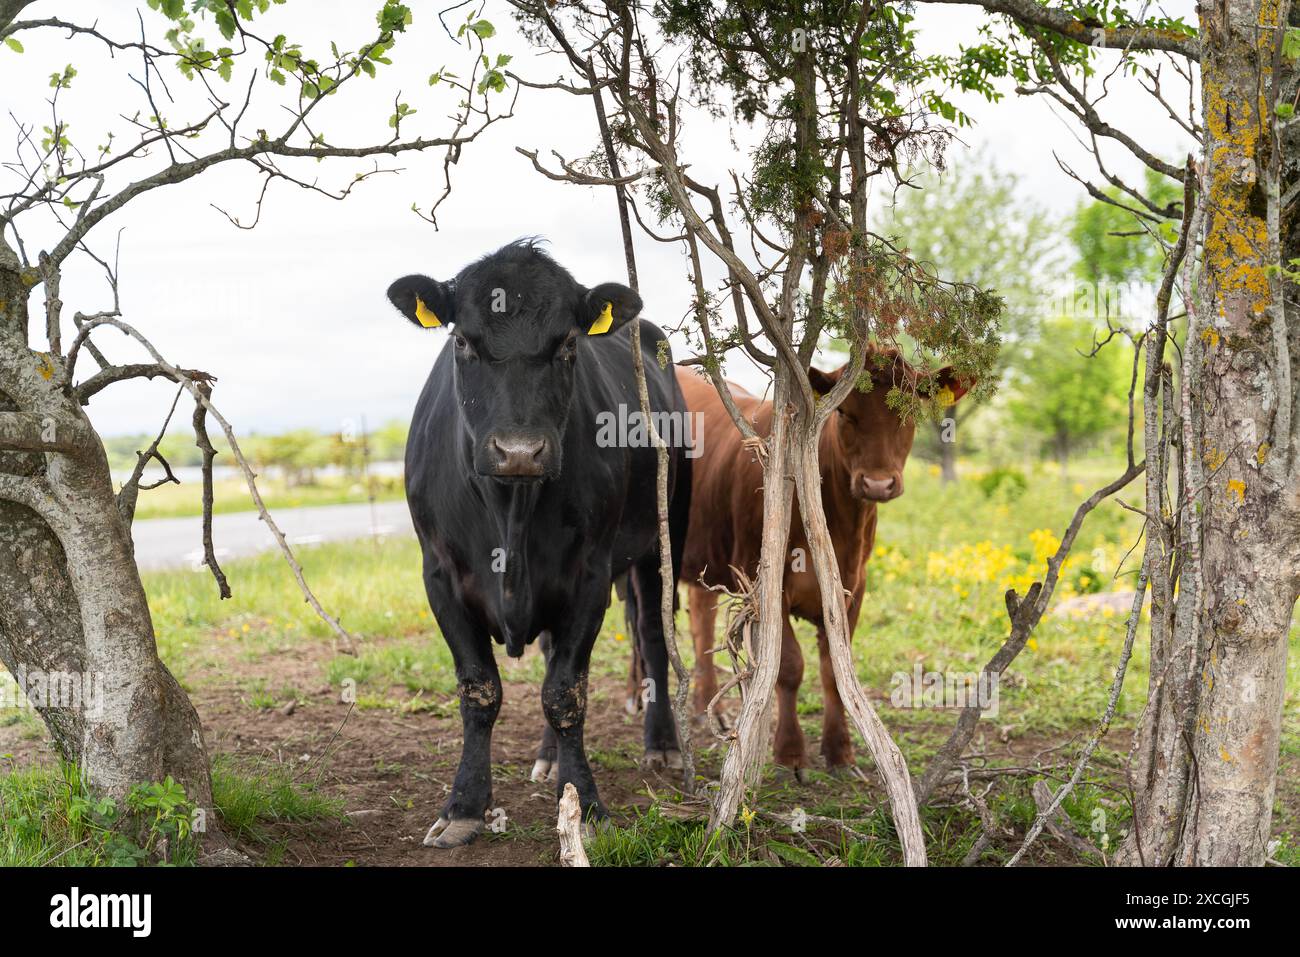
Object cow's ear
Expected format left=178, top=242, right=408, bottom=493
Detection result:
left=935, top=367, right=974, bottom=404
left=582, top=283, right=642, bottom=336
left=387, top=275, right=453, bottom=330
left=808, top=366, right=840, bottom=397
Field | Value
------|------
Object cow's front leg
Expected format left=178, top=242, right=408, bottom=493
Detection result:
left=421, top=565, right=501, bottom=849
left=542, top=587, right=608, bottom=822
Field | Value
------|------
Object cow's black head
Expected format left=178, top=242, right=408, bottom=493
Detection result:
left=388, top=240, right=641, bottom=482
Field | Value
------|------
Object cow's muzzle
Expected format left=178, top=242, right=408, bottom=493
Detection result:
left=854, top=472, right=903, bottom=502
left=484, top=432, right=551, bottom=479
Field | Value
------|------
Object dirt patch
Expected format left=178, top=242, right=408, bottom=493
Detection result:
left=204, top=675, right=687, bottom=867
left=0, top=632, right=718, bottom=867
left=2, top=628, right=1294, bottom=867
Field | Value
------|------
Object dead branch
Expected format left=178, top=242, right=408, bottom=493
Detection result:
left=67, top=315, right=357, bottom=653
left=116, top=383, right=184, bottom=526
left=556, top=782, right=590, bottom=867
left=74, top=362, right=213, bottom=405
left=193, top=380, right=230, bottom=600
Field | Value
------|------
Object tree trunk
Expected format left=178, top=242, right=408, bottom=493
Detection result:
left=0, top=235, right=212, bottom=810
left=792, top=425, right=927, bottom=865
left=709, top=371, right=796, bottom=830
left=1055, top=433, right=1070, bottom=484
left=1120, top=0, right=1297, bottom=866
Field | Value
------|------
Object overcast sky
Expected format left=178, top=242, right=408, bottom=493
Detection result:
left=3, top=0, right=1197, bottom=438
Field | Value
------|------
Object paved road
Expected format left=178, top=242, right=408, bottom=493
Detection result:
left=131, top=500, right=415, bottom=571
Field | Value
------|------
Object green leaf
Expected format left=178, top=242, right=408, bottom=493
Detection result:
left=766, top=842, right=820, bottom=867
left=476, top=70, right=506, bottom=95
left=269, top=68, right=286, bottom=85
left=377, top=2, right=413, bottom=34
left=4, top=37, right=24, bottom=53
left=215, top=8, right=237, bottom=40
left=468, top=19, right=495, bottom=40
left=1277, top=102, right=1295, bottom=119
left=1284, top=28, right=1300, bottom=61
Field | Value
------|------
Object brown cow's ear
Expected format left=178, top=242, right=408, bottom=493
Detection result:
left=582, top=283, right=642, bottom=335
left=936, top=367, right=974, bottom=403
left=807, top=366, right=840, bottom=397
left=388, top=275, right=454, bottom=330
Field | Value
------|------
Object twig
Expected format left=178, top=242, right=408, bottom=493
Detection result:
left=192, top=380, right=230, bottom=600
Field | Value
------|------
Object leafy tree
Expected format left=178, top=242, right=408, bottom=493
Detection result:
left=878, top=152, right=1059, bottom=479
left=1070, top=168, right=1183, bottom=286
left=1007, top=313, right=1127, bottom=478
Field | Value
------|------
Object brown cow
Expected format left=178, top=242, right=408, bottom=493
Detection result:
left=678, top=354, right=971, bottom=775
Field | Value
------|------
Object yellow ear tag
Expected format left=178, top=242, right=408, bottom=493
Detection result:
left=587, top=301, right=614, bottom=336
left=414, top=296, right=441, bottom=329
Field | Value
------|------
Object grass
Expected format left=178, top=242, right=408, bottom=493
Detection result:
left=210, top=755, right=345, bottom=842
left=129, top=473, right=404, bottom=521
left=4, top=454, right=1298, bottom=865
left=0, top=755, right=343, bottom=867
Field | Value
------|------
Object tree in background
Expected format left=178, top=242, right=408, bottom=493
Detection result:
left=1071, top=172, right=1178, bottom=285
left=1007, top=313, right=1128, bottom=479
left=999, top=170, right=1176, bottom=480
left=249, top=429, right=332, bottom=487
left=878, top=154, right=1058, bottom=480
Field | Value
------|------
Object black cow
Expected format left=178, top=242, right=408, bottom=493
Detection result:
left=387, top=240, right=690, bottom=848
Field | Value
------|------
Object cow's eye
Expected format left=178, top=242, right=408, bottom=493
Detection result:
left=453, top=334, right=476, bottom=359
left=556, top=331, right=578, bottom=362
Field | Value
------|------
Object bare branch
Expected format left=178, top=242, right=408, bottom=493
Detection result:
left=912, top=0, right=1200, bottom=60
left=74, top=363, right=212, bottom=405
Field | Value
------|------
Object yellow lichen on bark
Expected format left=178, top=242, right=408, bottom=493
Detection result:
left=1203, top=64, right=1274, bottom=318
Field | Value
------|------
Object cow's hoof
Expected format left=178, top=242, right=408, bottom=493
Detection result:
left=641, top=748, right=684, bottom=771
left=422, top=816, right=484, bottom=849
left=581, top=818, right=613, bottom=842
left=530, top=758, right=558, bottom=783
left=827, top=764, right=867, bottom=782
left=789, top=766, right=808, bottom=785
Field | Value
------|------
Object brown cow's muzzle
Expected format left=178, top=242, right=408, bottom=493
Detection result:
left=854, top=472, right=903, bottom=502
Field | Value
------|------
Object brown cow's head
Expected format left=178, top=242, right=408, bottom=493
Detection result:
left=809, top=352, right=972, bottom=503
